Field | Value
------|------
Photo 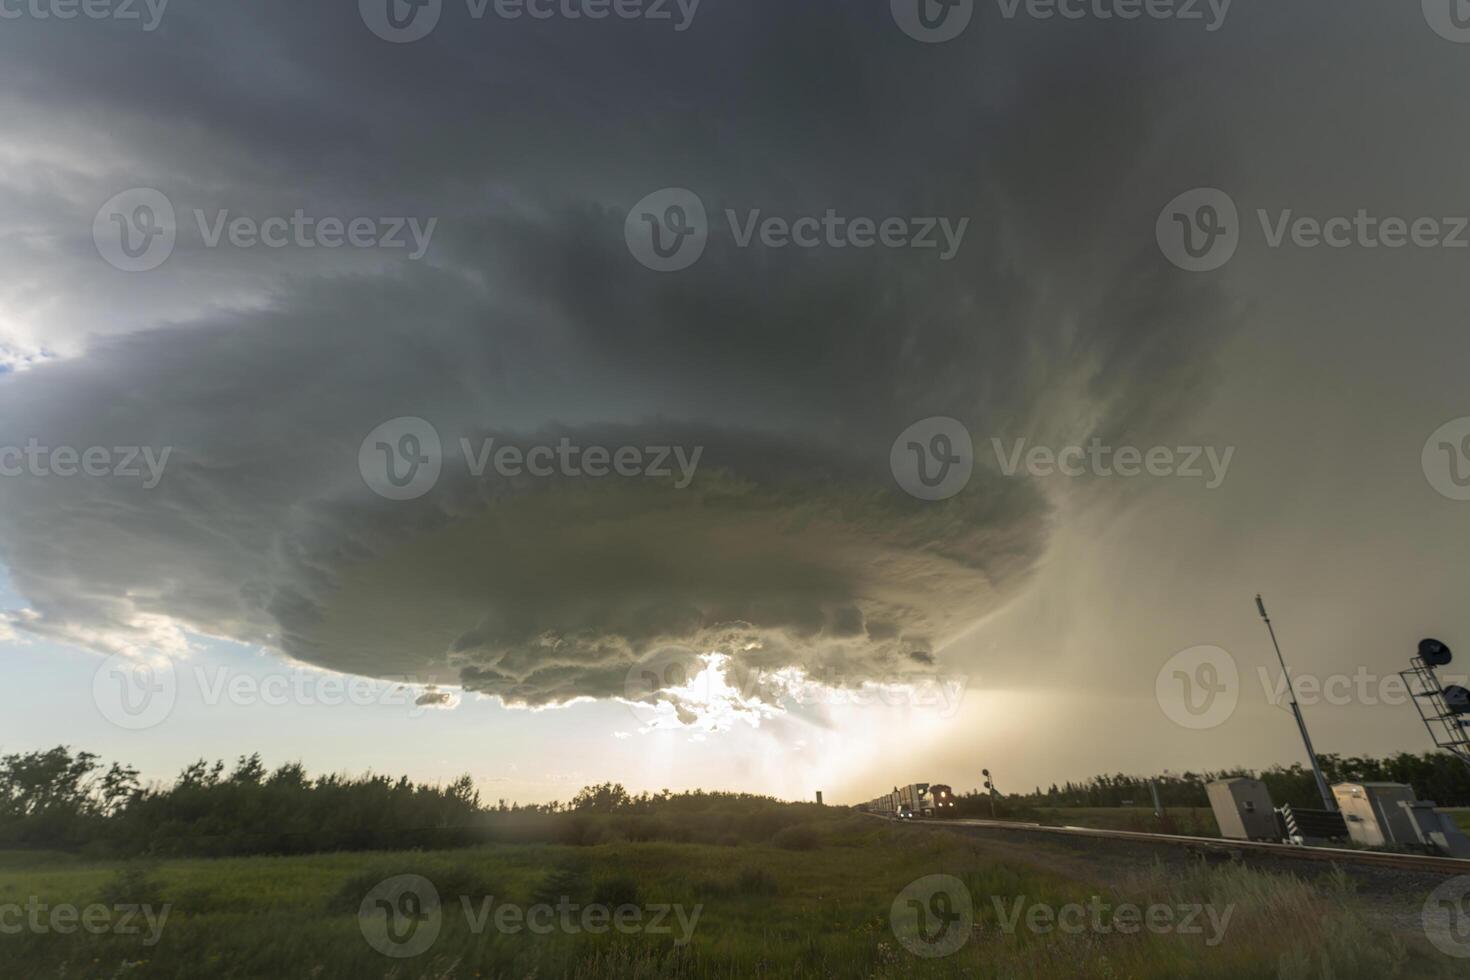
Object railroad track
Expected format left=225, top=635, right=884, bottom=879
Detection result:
left=888, top=814, right=1470, bottom=876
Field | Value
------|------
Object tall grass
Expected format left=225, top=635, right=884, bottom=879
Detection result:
left=0, top=812, right=1458, bottom=979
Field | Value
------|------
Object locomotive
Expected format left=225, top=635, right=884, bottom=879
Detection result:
left=860, top=782, right=956, bottom=819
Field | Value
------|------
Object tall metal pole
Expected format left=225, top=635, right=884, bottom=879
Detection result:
left=1256, top=595, right=1336, bottom=811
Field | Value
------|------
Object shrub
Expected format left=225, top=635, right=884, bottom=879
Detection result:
left=96, top=865, right=167, bottom=909
left=733, top=866, right=780, bottom=897
left=326, top=863, right=497, bottom=914
left=531, top=865, right=589, bottom=907
left=693, top=866, right=780, bottom=898
left=771, top=823, right=820, bottom=851
left=592, top=874, right=640, bottom=908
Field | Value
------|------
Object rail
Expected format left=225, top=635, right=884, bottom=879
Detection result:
left=880, top=814, right=1470, bottom=875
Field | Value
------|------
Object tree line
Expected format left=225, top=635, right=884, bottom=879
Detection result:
left=0, top=747, right=814, bottom=857
left=986, top=752, right=1470, bottom=811
left=8, top=745, right=1465, bottom=858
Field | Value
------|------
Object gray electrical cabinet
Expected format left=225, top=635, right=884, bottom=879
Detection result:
left=1207, top=778, right=1280, bottom=840
left=1332, top=782, right=1470, bottom=856
left=1331, top=783, right=1420, bottom=848
left=1399, top=800, right=1470, bottom=858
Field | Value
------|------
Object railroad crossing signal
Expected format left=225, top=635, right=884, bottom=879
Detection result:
left=1402, top=638, right=1470, bottom=774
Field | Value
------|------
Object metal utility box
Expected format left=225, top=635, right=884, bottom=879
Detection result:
left=1332, top=783, right=1420, bottom=848
left=1207, top=778, right=1280, bottom=840
left=1399, top=800, right=1470, bottom=858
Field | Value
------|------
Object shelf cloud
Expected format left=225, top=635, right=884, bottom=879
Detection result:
left=0, top=2, right=1233, bottom=715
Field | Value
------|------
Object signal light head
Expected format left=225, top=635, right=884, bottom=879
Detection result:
left=1420, top=638, right=1454, bottom=667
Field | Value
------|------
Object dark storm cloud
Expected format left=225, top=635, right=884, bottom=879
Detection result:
left=0, top=1, right=1235, bottom=709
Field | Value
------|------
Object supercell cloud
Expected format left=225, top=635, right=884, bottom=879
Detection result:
left=0, top=3, right=1233, bottom=714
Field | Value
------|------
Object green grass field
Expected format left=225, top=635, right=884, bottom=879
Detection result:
left=0, top=810, right=1459, bottom=979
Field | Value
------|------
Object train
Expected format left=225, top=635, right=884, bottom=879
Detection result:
left=858, top=782, right=955, bottom=819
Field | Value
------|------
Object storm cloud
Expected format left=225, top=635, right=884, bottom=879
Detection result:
left=0, top=2, right=1236, bottom=714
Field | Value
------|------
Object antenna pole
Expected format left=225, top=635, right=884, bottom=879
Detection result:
left=1256, top=594, right=1336, bottom=811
